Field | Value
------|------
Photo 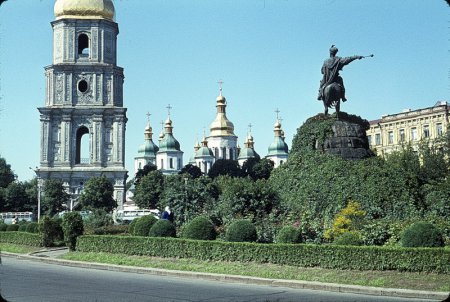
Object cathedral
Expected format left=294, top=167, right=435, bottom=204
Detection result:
left=134, top=85, right=289, bottom=176
left=37, top=0, right=289, bottom=210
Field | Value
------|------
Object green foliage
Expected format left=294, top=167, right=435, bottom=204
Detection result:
left=83, top=209, right=113, bottom=233
left=148, top=219, right=176, bottom=238
left=2, top=181, right=35, bottom=212
left=61, top=212, right=84, bottom=251
left=132, top=215, right=158, bottom=236
left=401, top=221, right=444, bottom=248
left=182, top=216, right=217, bottom=240
left=422, top=178, right=450, bottom=219
left=77, top=235, right=450, bottom=273
left=179, top=164, right=203, bottom=179
left=134, top=163, right=157, bottom=186
left=333, top=231, right=363, bottom=246
left=39, top=216, right=64, bottom=247
left=0, top=157, right=15, bottom=188
left=18, top=224, right=28, bottom=232
left=91, top=225, right=129, bottom=235
left=6, top=224, right=19, bottom=231
left=25, top=222, right=39, bottom=233
left=0, top=231, right=42, bottom=246
left=79, top=176, right=116, bottom=212
left=0, top=223, right=7, bottom=231
left=42, top=179, right=69, bottom=216
left=276, top=226, right=301, bottom=244
left=208, top=159, right=242, bottom=179
left=241, top=158, right=274, bottom=180
left=128, top=218, right=139, bottom=235
left=225, top=220, right=257, bottom=242
left=360, top=219, right=391, bottom=246
left=133, top=170, right=164, bottom=209
left=159, top=175, right=217, bottom=227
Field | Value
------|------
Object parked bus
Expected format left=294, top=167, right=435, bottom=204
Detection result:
left=113, top=208, right=160, bottom=224
left=0, top=212, right=34, bottom=224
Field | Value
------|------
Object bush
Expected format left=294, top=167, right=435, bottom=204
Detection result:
left=182, top=216, right=216, bottom=240
left=148, top=220, right=176, bottom=238
left=26, top=222, right=39, bottom=233
left=76, top=235, right=450, bottom=273
left=18, top=224, right=28, bottom=232
left=61, top=212, right=84, bottom=251
left=128, top=218, right=139, bottom=235
left=0, top=223, right=7, bottom=231
left=92, top=225, right=129, bottom=235
left=0, top=231, right=42, bottom=246
left=40, top=217, right=64, bottom=247
left=276, top=226, right=301, bottom=244
left=6, top=224, right=19, bottom=231
left=83, top=209, right=113, bottom=233
left=401, top=221, right=444, bottom=248
left=133, top=215, right=157, bottom=236
left=225, top=220, right=257, bottom=242
left=333, top=231, right=363, bottom=246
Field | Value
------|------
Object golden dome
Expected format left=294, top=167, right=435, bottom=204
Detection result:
left=54, top=0, right=115, bottom=21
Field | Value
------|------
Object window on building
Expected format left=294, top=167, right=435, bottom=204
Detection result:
left=399, top=129, right=405, bottom=142
left=388, top=131, right=394, bottom=144
left=160, top=159, right=164, bottom=169
left=229, top=148, right=234, bottom=160
left=411, top=128, right=417, bottom=141
left=78, top=34, right=89, bottom=56
left=423, top=125, right=430, bottom=138
left=375, top=133, right=381, bottom=145
left=222, top=147, right=227, bottom=159
left=75, top=126, right=89, bottom=164
left=367, top=135, right=372, bottom=146
left=214, top=148, right=219, bottom=159
left=169, top=158, right=173, bottom=169
left=437, top=123, right=443, bottom=136
left=178, top=158, right=181, bottom=169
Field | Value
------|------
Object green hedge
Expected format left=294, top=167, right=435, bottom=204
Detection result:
left=0, top=231, right=42, bottom=246
left=76, top=235, right=450, bottom=274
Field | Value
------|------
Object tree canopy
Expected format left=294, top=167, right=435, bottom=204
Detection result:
left=79, top=176, right=116, bottom=212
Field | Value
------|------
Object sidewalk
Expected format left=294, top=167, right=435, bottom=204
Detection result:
left=2, top=249, right=449, bottom=301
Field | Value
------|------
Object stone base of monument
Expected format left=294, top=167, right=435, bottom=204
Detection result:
left=322, top=119, right=374, bottom=160
left=291, top=112, right=375, bottom=160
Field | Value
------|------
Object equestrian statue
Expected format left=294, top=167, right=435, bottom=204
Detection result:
left=317, top=45, right=373, bottom=116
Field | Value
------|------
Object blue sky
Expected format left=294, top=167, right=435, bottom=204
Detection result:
left=0, top=0, right=448, bottom=181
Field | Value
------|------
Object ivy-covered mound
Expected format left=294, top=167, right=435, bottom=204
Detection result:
left=291, top=112, right=373, bottom=160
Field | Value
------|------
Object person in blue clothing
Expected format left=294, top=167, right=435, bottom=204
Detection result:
left=161, top=206, right=174, bottom=222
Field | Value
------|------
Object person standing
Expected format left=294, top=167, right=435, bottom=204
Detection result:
left=161, top=206, right=174, bottom=222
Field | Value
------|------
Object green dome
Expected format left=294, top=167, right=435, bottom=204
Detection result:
left=267, top=137, right=288, bottom=156
left=159, top=133, right=181, bottom=151
left=238, top=147, right=260, bottom=160
left=138, top=139, right=159, bottom=157
left=195, top=146, right=214, bottom=158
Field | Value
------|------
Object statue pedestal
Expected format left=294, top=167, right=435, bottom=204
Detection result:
left=323, top=119, right=373, bottom=160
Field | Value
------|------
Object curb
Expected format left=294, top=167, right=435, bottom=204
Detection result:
left=1, top=252, right=448, bottom=301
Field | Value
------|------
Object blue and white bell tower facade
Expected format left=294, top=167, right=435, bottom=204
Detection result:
left=37, top=0, right=128, bottom=208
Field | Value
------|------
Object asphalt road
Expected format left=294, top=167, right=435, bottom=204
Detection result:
left=0, top=257, right=438, bottom=302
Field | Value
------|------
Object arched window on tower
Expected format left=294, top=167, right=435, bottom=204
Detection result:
left=214, top=148, right=218, bottom=159
left=78, top=34, right=89, bottom=56
left=229, top=148, right=234, bottom=160
left=76, top=126, right=90, bottom=164
left=222, top=147, right=227, bottom=159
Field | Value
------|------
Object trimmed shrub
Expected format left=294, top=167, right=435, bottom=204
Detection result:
left=0, top=231, right=42, bottom=246
left=333, top=231, right=363, bottom=246
left=0, top=223, right=7, bottom=231
left=182, top=216, right=216, bottom=240
left=401, top=221, right=444, bottom=248
left=148, top=220, right=176, bottom=238
left=276, top=226, right=301, bottom=244
left=26, top=222, right=39, bottom=233
left=18, top=224, right=28, bottom=232
left=6, top=224, right=19, bottom=231
left=128, top=218, right=139, bottom=235
left=76, top=235, right=450, bottom=273
left=92, top=225, right=129, bottom=235
left=133, top=215, right=157, bottom=236
left=40, top=217, right=64, bottom=247
left=225, top=220, right=257, bottom=242
left=61, top=212, right=84, bottom=251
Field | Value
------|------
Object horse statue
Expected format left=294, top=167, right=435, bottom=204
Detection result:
left=322, top=82, right=344, bottom=117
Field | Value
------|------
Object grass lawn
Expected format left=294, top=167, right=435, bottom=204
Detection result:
left=0, top=243, right=42, bottom=254
left=61, top=251, right=450, bottom=292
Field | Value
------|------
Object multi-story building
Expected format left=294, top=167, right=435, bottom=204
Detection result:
left=366, top=101, right=449, bottom=156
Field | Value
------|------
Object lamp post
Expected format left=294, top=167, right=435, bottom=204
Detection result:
left=29, top=167, right=42, bottom=223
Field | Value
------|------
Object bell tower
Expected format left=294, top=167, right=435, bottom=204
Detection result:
left=37, top=0, right=128, bottom=208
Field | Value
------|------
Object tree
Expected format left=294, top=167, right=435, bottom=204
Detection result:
left=2, top=181, right=31, bottom=212
left=133, top=170, right=164, bottom=209
left=41, top=179, right=69, bottom=216
left=79, top=176, right=116, bottom=212
left=179, top=164, right=202, bottom=179
left=242, top=158, right=274, bottom=180
left=208, top=159, right=242, bottom=179
left=0, top=157, right=15, bottom=188
left=134, top=163, right=157, bottom=185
